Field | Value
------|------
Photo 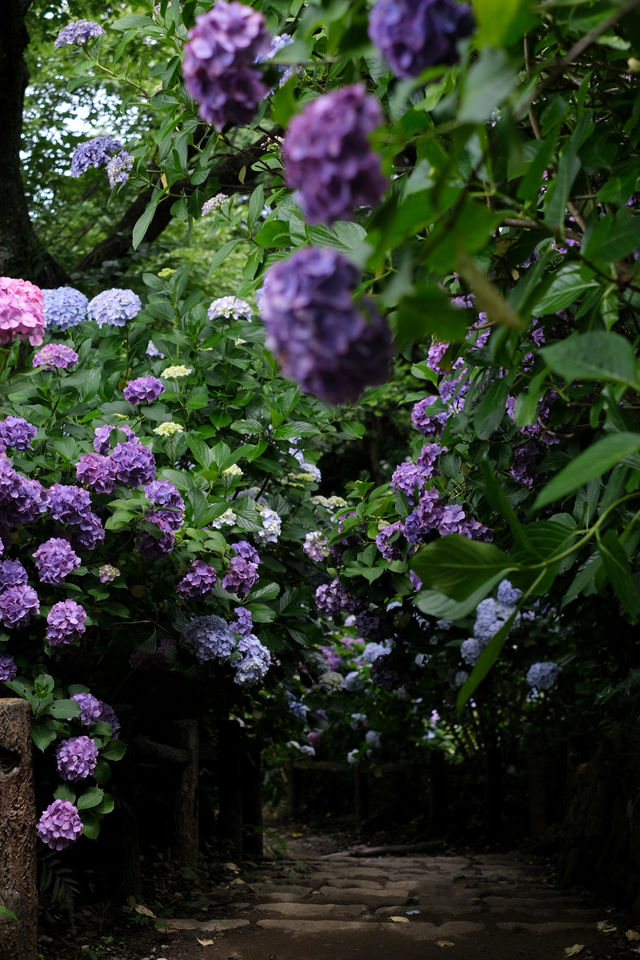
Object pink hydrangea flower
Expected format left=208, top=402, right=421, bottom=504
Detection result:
left=0, top=277, right=45, bottom=346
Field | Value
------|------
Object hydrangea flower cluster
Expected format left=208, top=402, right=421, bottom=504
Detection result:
left=315, top=578, right=356, bottom=618
left=369, top=0, right=474, bottom=77
left=0, top=655, right=17, bottom=682
left=182, top=614, right=237, bottom=662
left=161, top=364, right=192, bottom=378
left=98, top=564, right=120, bottom=583
left=234, top=633, right=271, bottom=686
left=33, top=538, right=81, bottom=585
left=144, top=481, right=185, bottom=528
left=36, top=799, right=83, bottom=850
left=375, top=521, right=403, bottom=561
left=182, top=0, right=270, bottom=129
left=135, top=520, right=175, bottom=558
left=0, top=277, right=45, bottom=346
left=0, top=583, right=39, bottom=628
left=182, top=611, right=271, bottom=686
left=71, top=692, right=120, bottom=735
left=176, top=560, right=218, bottom=599
left=259, top=247, right=393, bottom=404
left=75, top=453, right=117, bottom=495
left=283, top=84, right=387, bottom=224
left=303, top=531, right=329, bottom=562
left=46, top=599, right=87, bottom=646
left=0, top=560, right=27, bottom=588
left=106, top=151, right=134, bottom=187
left=56, top=736, right=98, bottom=781
left=526, top=661, right=560, bottom=691
left=229, top=606, right=252, bottom=635
left=54, top=20, right=104, bottom=47
left=42, top=287, right=88, bottom=330
left=87, top=289, right=141, bottom=327
left=256, top=505, right=281, bottom=544
left=459, top=581, right=522, bottom=666
left=146, top=340, right=165, bottom=359
left=221, top=541, right=260, bottom=597
left=153, top=421, right=183, bottom=437
left=111, top=442, right=156, bottom=487
left=0, top=417, right=37, bottom=450
left=0, top=461, right=48, bottom=526
left=208, top=296, right=252, bottom=321
left=123, top=376, right=165, bottom=405
left=32, top=343, right=79, bottom=370
left=411, top=396, right=450, bottom=437
left=71, top=137, right=124, bottom=177
left=47, top=484, right=92, bottom=525
left=201, top=193, right=228, bottom=215
left=93, top=423, right=139, bottom=455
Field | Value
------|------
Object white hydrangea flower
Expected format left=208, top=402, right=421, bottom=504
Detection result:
left=222, top=464, right=243, bottom=478
left=256, top=506, right=281, bottom=543
left=208, top=296, right=252, bottom=322
left=153, top=421, right=184, bottom=437
left=209, top=508, right=237, bottom=529
left=161, top=364, right=192, bottom=378
left=201, top=193, right=228, bottom=215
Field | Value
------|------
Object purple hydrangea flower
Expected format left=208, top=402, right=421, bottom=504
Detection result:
left=403, top=488, right=445, bottom=545
left=411, top=396, right=449, bottom=436
left=526, top=661, right=560, bottom=691
left=510, top=439, right=540, bottom=488
left=123, top=375, right=165, bottom=405
left=427, top=340, right=449, bottom=374
left=0, top=559, right=28, bottom=588
left=303, top=531, right=329, bottom=562
left=33, top=538, right=81, bottom=585
left=497, top=579, right=521, bottom=607
left=36, top=799, right=83, bottom=851
left=461, top=636, right=487, bottom=666
left=32, top=343, right=78, bottom=370
left=42, top=287, right=88, bottom=330
left=229, top=606, right=253, bottom=635
left=71, top=137, right=123, bottom=177
left=176, top=560, right=218, bottom=599
left=473, top=597, right=514, bottom=640
left=146, top=339, right=165, bottom=358
left=0, top=416, right=37, bottom=450
left=233, top=632, right=271, bottom=685
left=70, top=513, right=105, bottom=552
left=56, top=735, right=98, bottom=781
left=438, top=503, right=466, bottom=535
left=283, top=84, right=387, bottom=224
left=93, top=423, right=139, bottom=455
left=0, top=583, right=40, bottom=628
left=47, top=484, right=92, bottom=525
left=144, top=481, right=184, bottom=515
left=111, top=441, right=156, bottom=486
left=182, top=614, right=237, bottom=662
left=259, top=247, right=393, bottom=404
left=106, top=151, right=133, bottom=187
left=75, top=453, right=117, bottom=494
left=221, top=556, right=259, bottom=597
left=232, top=540, right=259, bottom=564
left=369, top=0, right=474, bottom=78
left=1, top=473, right=48, bottom=526
left=54, top=20, right=104, bottom=48
left=315, top=578, right=356, bottom=618
left=46, top=599, right=87, bottom=646
left=375, top=521, right=403, bottom=561
left=87, top=288, right=141, bottom=327
left=391, top=460, right=426, bottom=502
left=71, top=692, right=120, bottom=735
left=135, top=518, right=174, bottom=558
left=0, top=655, right=17, bottom=682
left=182, top=0, right=270, bottom=129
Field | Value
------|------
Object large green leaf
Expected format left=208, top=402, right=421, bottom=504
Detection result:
left=410, top=535, right=516, bottom=601
left=598, top=530, right=640, bottom=621
left=414, top=583, right=498, bottom=619
left=534, top=432, right=640, bottom=509
left=394, top=286, right=471, bottom=348
left=458, top=48, right=518, bottom=124
left=531, top=264, right=599, bottom=314
left=543, top=148, right=581, bottom=229
left=472, top=0, right=537, bottom=47
left=540, top=331, right=639, bottom=389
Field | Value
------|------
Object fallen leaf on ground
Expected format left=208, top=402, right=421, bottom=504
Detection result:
left=435, top=940, right=455, bottom=948
left=596, top=920, right=617, bottom=933
left=564, top=946, right=585, bottom=957
left=627, top=930, right=640, bottom=941
left=389, top=916, right=409, bottom=922
left=196, top=938, right=215, bottom=946
left=290, top=832, right=303, bottom=837
left=134, top=904, right=155, bottom=918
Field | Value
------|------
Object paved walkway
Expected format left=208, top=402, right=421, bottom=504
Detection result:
left=161, top=850, right=633, bottom=960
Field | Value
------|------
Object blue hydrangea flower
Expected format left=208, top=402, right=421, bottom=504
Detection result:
left=106, top=151, right=133, bottom=187
left=71, top=137, right=124, bottom=177
left=182, top=614, right=237, bottom=662
left=88, top=288, right=141, bottom=327
left=42, top=287, right=88, bottom=330
left=526, top=662, right=560, bottom=691
left=54, top=20, right=104, bottom=48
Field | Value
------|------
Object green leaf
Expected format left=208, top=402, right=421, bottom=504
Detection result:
left=588, top=215, right=640, bottom=263
left=101, top=740, right=127, bottom=761
left=31, top=720, right=58, bottom=753
left=541, top=331, right=639, bottom=389
left=480, top=461, right=533, bottom=551
left=410, top=535, right=516, bottom=601
left=543, top=148, right=581, bottom=230
left=533, top=432, right=640, bottom=509
left=54, top=783, right=77, bottom=803
left=414, top=583, right=499, bottom=619
left=81, top=814, right=101, bottom=840
left=46, top=699, right=82, bottom=719
left=473, top=0, right=537, bottom=46
left=394, top=286, right=471, bottom=349
left=456, top=609, right=519, bottom=712
left=247, top=184, right=264, bottom=232
left=531, top=264, right=599, bottom=314
left=458, top=48, right=518, bottom=124
left=254, top=220, right=291, bottom=249
left=598, top=529, right=640, bottom=620
left=132, top=193, right=161, bottom=250
left=77, top=787, right=105, bottom=811
left=0, top=906, right=18, bottom=922
left=112, top=14, right=155, bottom=29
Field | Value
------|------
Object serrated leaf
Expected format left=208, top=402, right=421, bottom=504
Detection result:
left=534, top=432, right=640, bottom=509
left=77, top=787, right=105, bottom=810
left=46, top=699, right=82, bottom=719
left=540, top=331, right=639, bottom=389
left=411, top=535, right=516, bottom=601
left=532, top=264, right=599, bottom=314
left=132, top=193, right=160, bottom=250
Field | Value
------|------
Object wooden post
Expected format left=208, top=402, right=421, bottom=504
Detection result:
left=0, top=698, right=37, bottom=960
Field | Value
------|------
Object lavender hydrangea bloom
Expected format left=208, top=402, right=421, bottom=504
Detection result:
left=234, top=633, right=271, bottom=685
left=146, top=340, right=165, bottom=358
left=75, top=453, right=117, bottom=494
left=177, top=561, right=218, bottom=599
left=182, top=0, right=270, bottom=129
left=36, top=800, right=83, bottom=851
left=461, top=636, right=487, bottom=666
left=221, top=555, right=259, bottom=597
left=0, top=655, right=17, bottom=682
left=375, top=521, right=403, bottom=561
left=111, top=441, right=156, bottom=486
left=229, top=606, right=253, bottom=635
left=135, top=518, right=174, bottom=558
left=87, top=288, right=141, bottom=327
left=0, top=559, right=28, bottom=588
left=71, top=692, right=120, bottom=735
left=473, top=597, right=515, bottom=640
left=526, top=661, right=560, bottom=691
left=144, top=480, right=184, bottom=513
left=411, top=396, right=449, bottom=436
left=497, top=579, right=522, bottom=607
left=438, top=503, right=466, bottom=535
left=32, top=343, right=78, bottom=370
left=0, top=416, right=37, bottom=450
left=391, top=461, right=425, bottom=502
left=232, top=540, right=259, bottom=564
left=93, top=423, right=139, bottom=455
left=259, top=248, right=393, bottom=404
left=123, top=376, right=165, bottom=404
left=0, top=583, right=40, bottom=627
left=403, top=488, right=445, bottom=545
left=71, top=137, right=123, bottom=177
left=56, top=736, right=98, bottom=781
left=283, top=84, right=387, bottom=224
left=369, top=0, right=474, bottom=78
left=42, top=286, right=88, bottom=330
left=208, top=296, right=252, bottom=321
left=70, top=513, right=105, bottom=552
left=511, top=440, right=540, bottom=488
left=106, top=151, right=133, bottom=187
left=2, top=474, right=48, bottom=525
left=33, top=538, right=81, bottom=584
left=46, top=599, right=87, bottom=646
left=303, top=530, right=329, bottom=562
left=47, top=484, right=92, bottom=525
left=315, top=579, right=356, bottom=618
left=54, top=20, right=104, bottom=48
left=182, top=614, right=237, bottom=662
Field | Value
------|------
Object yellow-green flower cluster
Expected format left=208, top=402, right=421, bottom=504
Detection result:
left=153, top=422, right=184, bottom=437
left=161, top=364, right=192, bottom=378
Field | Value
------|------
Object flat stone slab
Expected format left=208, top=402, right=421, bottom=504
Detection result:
left=168, top=918, right=249, bottom=932
left=495, top=920, right=594, bottom=934
left=250, top=883, right=312, bottom=897
left=256, top=919, right=486, bottom=940
left=314, top=886, right=411, bottom=904
left=254, top=902, right=368, bottom=919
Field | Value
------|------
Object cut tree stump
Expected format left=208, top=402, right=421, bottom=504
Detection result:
left=0, top=698, right=37, bottom=960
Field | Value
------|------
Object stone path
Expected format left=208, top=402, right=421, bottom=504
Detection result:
left=161, top=850, right=634, bottom=960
